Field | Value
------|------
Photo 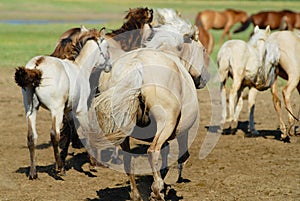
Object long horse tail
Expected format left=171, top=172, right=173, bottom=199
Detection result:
left=233, top=16, right=252, bottom=33
left=93, top=61, right=143, bottom=145
left=14, top=66, right=42, bottom=88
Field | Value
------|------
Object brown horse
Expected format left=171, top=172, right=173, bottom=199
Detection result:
left=234, top=10, right=296, bottom=33
left=281, top=11, right=300, bottom=30
left=195, top=9, right=248, bottom=44
left=195, top=20, right=214, bottom=55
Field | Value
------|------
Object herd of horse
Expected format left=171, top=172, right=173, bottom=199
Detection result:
left=14, top=7, right=299, bottom=201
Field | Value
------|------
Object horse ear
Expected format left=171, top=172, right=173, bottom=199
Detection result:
left=99, top=27, right=106, bottom=37
left=266, top=25, right=271, bottom=35
left=80, top=25, right=88, bottom=32
left=254, top=25, right=259, bottom=33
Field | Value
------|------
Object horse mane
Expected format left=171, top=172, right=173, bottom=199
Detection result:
left=106, top=7, right=153, bottom=51
left=50, top=27, right=82, bottom=59
left=51, top=28, right=100, bottom=60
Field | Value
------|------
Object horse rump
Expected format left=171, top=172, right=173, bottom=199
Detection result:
left=14, top=66, right=42, bottom=88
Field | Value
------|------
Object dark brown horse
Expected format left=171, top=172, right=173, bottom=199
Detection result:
left=195, top=9, right=248, bottom=44
left=234, top=10, right=296, bottom=33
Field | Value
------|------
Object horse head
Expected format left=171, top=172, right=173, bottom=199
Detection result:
left=180, top=40, right=209, bottom=89
left=124, top=7, right=153, bottom=28
left=249, top=25, right=280, bottom=90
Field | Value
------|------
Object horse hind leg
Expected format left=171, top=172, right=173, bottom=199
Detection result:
left=27, top=110, right=38, bottom=179
left=50, top=109, right=65, bottom=175
left=176, top=132, right=190, bottom=183
left=282, top=78, right=299, bottom=137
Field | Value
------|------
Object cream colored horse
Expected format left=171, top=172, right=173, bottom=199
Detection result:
left=14, top=27, right=110, bottom=179
left=93, top=45, right=206, bottom=200
left=260, top=30, right=299, bottom=140
left=218, top=26, right=280, bottom=135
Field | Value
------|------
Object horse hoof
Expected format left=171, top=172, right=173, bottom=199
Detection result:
left=29, top=174, right=38, bottom=180
left=111, top=157, right=123, bottom=165
left=281, top=134, right=291, bottom=143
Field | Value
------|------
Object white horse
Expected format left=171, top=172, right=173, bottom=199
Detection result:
left=14, top=27, right=110, bottom=179
left=218, top=25, right=280, bottom=135
left=92, top=45, right=206, bottom=200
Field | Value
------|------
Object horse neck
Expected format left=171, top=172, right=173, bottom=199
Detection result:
left=75, top=40, right=102, bottom=76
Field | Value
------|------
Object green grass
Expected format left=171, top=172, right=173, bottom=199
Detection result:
left=0, top=0, right=299, bottom=71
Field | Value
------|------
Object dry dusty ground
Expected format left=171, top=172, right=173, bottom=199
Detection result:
left=0, top=67, right=299, bottom=201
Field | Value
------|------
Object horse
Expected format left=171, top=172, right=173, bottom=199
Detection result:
left=233, top=10, right=296, bottom=34
left=14, top=27, right=110, bottom=179
left=218, top=26, right=280, bottom=135
left=195, top=9, right=248, bottom=44
left=49, top=7, right=154, bottom=168
left=195, top=19, right=214, bottom=55
left=258, top=29, right=299, bottom=140
left=280, top=11, right=300, bottom=30
left=92, top=42, right=207, bottom=200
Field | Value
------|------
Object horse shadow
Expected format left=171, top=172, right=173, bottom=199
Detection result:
left=87, top=175, right=183, bottom=201
left=221, top=121, right=284, bottom=141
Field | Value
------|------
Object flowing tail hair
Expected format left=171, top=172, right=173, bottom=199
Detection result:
left=14, top=67, right=42, bottom=88
left=93, top=61, right=143, bottom=145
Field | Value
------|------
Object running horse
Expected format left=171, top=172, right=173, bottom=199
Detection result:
left=234, top=10, right=296, bottom=34
left=195, top=9, right=248, bottom=44
left=14, top=27, right=110, bottom=179
left=50, top=7, right=154, bottom=168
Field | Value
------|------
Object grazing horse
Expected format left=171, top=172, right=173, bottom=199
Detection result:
left=280, top=11, right=300, bottom=30
left=218, top=26, right=280, bottom=135
left=234, top=10, right=295, bottom=33
left=92, top=43, right=207, bottom=200
left=195, top=9, right=248, bottom=43
left=14, top=27, right=110, bottom=179
left=195, top=19, right=214, bottom=55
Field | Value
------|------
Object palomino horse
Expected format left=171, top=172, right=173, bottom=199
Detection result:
left=234, top=10, right=296, bottom=33
left=252, top=29, right=300, bottom=140
left=93, top=44, right=207, bottom=200
left=218, top=26, right=280, bottom=135
left=14, top=27, right=110, bottom=179
left=195, top=9, right=248, bottom=44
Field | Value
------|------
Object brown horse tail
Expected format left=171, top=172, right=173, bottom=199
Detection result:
left=233, top=16, right=252, bottom=33
left=14, top=66, right=42, bottom=88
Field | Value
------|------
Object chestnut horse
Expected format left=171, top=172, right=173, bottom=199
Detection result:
left=234, top=10, right=296, bottom=33
left=195, top=9, right=248, bottom=44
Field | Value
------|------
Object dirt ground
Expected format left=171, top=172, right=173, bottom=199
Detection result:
left=0, top=67, right=299, bottom=201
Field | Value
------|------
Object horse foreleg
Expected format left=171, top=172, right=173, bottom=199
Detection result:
left=121, top=137, right=142, bottom=201
left=50, top=109, right=64, bottom=175
left=233, top=87, right=244, bottom=125
left=248, top=87, right=258, bottom=135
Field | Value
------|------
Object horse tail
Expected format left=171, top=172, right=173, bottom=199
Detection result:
left=233, top=16, right=252, bottom=33
left=217, top=46, right=231, bottom=83
left=93, top=61, right=143, bottom=144
left=14, top=66, right=42, bottom=88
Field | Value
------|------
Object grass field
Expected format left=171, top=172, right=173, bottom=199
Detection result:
left=0, top=0, right=299, bottom=68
